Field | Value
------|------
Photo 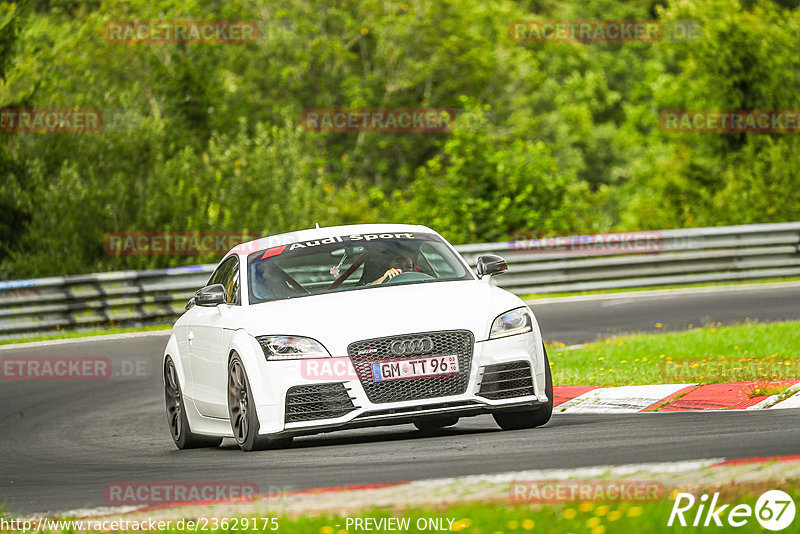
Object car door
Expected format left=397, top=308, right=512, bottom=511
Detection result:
left=189, top=256, right=241, bottom=418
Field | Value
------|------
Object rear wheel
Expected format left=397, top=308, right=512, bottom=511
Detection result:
left=413, top=416, right=459, bottom=432
left=227, top=353, right=292, bottom=452
left=492, top=347, right=553, bottom=431
left=164, top=357, right=222, bottom=449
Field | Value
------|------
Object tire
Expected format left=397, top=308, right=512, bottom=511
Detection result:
left=414, top=416, right=459, bottom=432
left=164, top=357, right=223, bottom=449
left=227, top=353, right=293, bottom=452
left=492, top=347, right=554, bottom=431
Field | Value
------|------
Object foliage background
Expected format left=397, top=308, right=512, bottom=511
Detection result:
left=1, top=0, right=799, bottom=277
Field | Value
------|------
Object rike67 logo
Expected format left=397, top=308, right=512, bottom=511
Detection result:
left=669, top=490, right=796, bottom=531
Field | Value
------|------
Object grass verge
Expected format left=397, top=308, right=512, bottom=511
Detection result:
left=521, top=276, right=800, bottom=300
left=0, top=324, right=171, bottom=346
left=12, top=481, right=797, bottom=534
left=548, top=320, right=800, bottom=387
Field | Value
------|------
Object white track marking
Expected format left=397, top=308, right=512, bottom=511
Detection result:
left=558, top=384, right=694, bottom=413
left=772, top=389, right=800, bottom=409
left=747, top=382, right=800, bottom=410
left=0, top=329, right=171, bottom=350
left=527, top=280, right=800, bottom=305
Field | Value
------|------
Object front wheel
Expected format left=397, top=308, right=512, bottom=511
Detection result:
left=492, top=347, right=553, bottom=430
left=164, top=357, right=222, bottom=449
left=227, top=353, right=293, bottom=452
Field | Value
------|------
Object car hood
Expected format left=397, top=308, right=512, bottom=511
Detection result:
left=233, top=280, right=525, bottom=356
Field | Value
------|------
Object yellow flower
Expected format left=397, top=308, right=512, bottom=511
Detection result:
left=507, top=520, right=519, bottom=529
left=579, top=502, right=595, bottom=513
left=522, top=519, right=534, bottom=530
left=563, top=509, right=577, bottom=519
left=320, top=527, right=334, bottom=534
left=360, top=27, right=369, bottom=34
left=451, top=518, right=471, bottom=531
left=608, top=510, right=622, bottom=521
left=586, top=517, right=601, bottom=528
left=591, top=526, right=606, bottom=534
left=595, top=505, right=610, bottom=516
left=627, top=506, right=643, bottom=517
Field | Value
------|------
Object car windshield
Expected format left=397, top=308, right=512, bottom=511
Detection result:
left=247, top=232, right=473, bottom=304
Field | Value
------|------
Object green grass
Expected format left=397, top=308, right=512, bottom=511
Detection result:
left=248, top=489, right=798, bottom=534
left=548, top=320, right=800, bottom=387
left=9, top=481, right=797, bottom=534
left=0, top=324, right=171, bottom=345
left=522, top=276, right=800, bottom=300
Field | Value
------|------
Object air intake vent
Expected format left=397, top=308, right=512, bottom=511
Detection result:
left=477, top=361, right=534, bottom=400
left=285, top=383, right=357, bottom=423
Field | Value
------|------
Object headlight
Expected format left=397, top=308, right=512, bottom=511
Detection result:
left=256, top=335, right=331, bottom=360
left=489, top=308, right=533, bottom=339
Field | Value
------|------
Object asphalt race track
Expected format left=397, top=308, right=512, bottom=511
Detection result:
left=1, top=284, right=799, bottom=515
left=531, top=282, right=800, bottom=344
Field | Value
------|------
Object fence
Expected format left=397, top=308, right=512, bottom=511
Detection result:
left=1, top=223, right=798, bottom=339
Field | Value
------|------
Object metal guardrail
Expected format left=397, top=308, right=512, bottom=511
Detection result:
left=1, top=222, right=799, bottom=339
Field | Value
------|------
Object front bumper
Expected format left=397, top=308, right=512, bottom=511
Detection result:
left=254, top=330, right=548, bottom=437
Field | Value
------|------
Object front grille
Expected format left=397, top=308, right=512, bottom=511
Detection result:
left=347, top=330, right=474, bottom=404
left=285, top=383, right=357, bottom=423
left=477, top=361, right=534, bottom=400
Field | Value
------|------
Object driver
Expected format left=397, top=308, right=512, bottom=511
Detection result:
left=370, top=253, right=413, bottom=285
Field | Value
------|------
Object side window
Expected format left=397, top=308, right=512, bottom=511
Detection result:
left=207, top=256, right=240, bottom=305
left=419, top=242, right=458, bottom=278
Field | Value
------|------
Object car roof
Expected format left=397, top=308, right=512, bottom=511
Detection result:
left=228, top=223, right=437, bottom=257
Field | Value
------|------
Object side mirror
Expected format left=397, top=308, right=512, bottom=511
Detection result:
left=185, top=297, right=196, bottom=310
left=195, top=284, right=227, bottom=307
left=476, top=254, right=508, bottom=279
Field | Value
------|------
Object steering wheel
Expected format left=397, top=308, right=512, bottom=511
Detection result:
left=384, top=271, right=434, bottom=284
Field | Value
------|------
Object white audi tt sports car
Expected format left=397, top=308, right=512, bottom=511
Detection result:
left=163, top=223, right=552, bottom=451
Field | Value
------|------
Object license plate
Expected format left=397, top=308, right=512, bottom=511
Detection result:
left=371, top=355, right=459, bottom=381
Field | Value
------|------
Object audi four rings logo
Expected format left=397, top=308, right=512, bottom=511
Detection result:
left=390, top=337, right=434, bottom=355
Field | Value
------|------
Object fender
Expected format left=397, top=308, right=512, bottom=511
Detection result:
left=227, top=329, right=278, bottom=408
left=162, top=333, right=182, bottom=384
